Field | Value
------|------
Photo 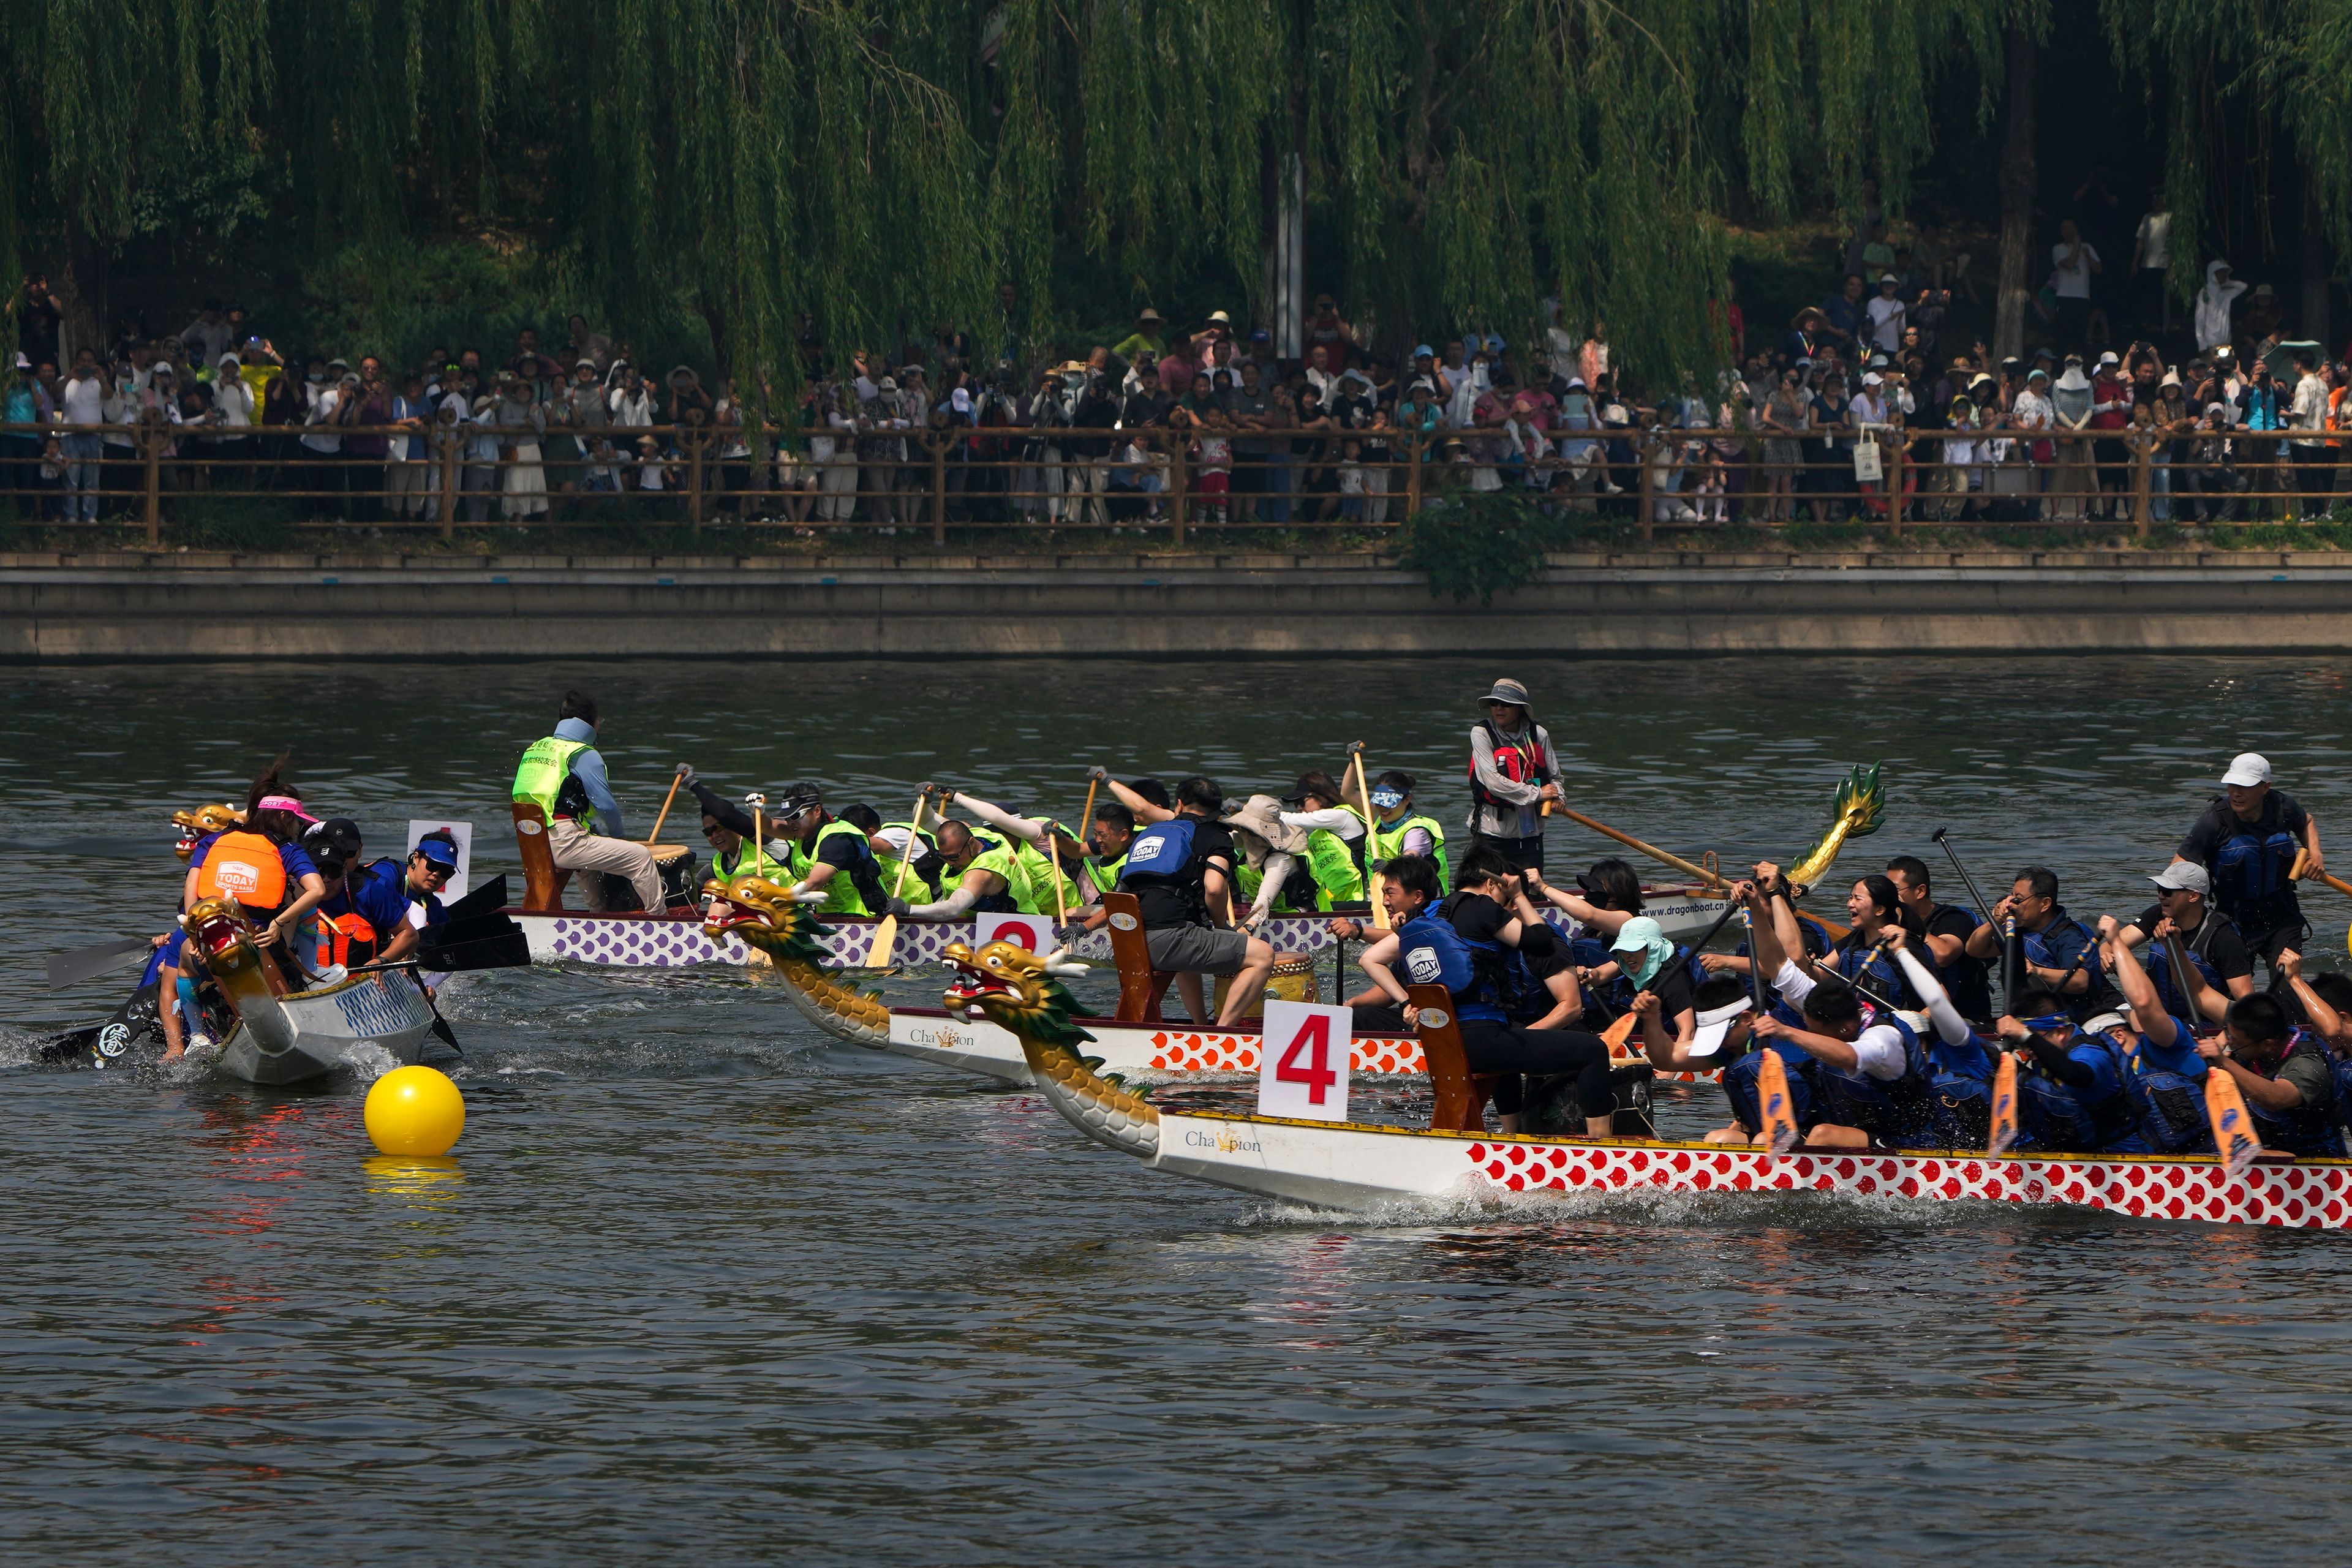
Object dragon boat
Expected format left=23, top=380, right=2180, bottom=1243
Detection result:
left=943, top=939, right=2352, bottom=1231
left=173, top=897, right=440, bottom=1085
left=496, top=765, right=1888, bottom=971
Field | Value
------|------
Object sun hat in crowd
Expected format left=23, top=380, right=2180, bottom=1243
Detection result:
left=877, top=375, right=898, bottom=392
left=1206, top=309, right=1232, bottom=326
left=2097, top=350, right=2120, bottom=368
left=1880, top=273, right=1899, bottom=284
left=1221, top=794, right=1307, bottom=856
left=1137, top=307, right=1163, bottom=323
left=949, top=387, right=971, bottom=413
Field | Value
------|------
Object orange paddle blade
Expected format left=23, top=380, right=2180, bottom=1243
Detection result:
left=1601, top=1012, right=1638, bottom=1057
left=1757, top=1048, right=1800, bottom=1155
left=2204, top=1067, right=2262, bottom=1180
left=1988, top=1051, right=2021, bottom=1158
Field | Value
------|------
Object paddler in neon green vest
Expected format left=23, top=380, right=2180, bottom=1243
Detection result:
left=840, top=802, right=943, bottom=901
left=766, top=781, right=899, bottom=917
left=1363, top=769, right=1449, bottom=890
left=921, top=785, right=1085, bottom=918
left=907, top=817, right=1037, bottom=918
left=1272, top=769, right=1367, bottom=910
left=511, top=690, right=666, bottom=911
left=685, top=771, right=792, bottom=882
left=1084, top=799, right=1137, bottom=905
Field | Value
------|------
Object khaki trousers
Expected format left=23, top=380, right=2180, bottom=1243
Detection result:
left=548, top=818, right=664, bottom=911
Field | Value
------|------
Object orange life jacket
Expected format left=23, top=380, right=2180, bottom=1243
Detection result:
left=315, top=910, right=379, bottom=970
left=195, top=830, right=288, bottom=909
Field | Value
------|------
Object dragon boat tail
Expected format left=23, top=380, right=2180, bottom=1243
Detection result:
left=946, top=943, right=2352, bottom=1230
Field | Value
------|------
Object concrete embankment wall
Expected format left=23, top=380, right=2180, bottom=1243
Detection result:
left=3, top=549, right=2348, bottom=660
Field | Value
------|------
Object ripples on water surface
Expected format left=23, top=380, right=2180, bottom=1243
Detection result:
left=6, top=655, right=2352, bottom=1563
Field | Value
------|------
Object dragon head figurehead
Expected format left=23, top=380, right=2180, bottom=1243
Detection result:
left=172, top=803, right=244, bottom=862
left=943, top=941, right=1097, bottom=1053
left=181, top=896, right=271, bottom=992
left=1786, top=762, right=1885, bottom=892
left=947, top=940, right=1158, bottom=1158
left=702, top=875, right=831, bottom=965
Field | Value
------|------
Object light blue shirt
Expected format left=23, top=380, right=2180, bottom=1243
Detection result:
left=554, top=716, right=624, bottom=837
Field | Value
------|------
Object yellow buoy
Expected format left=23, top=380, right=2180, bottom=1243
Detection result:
left=364, top=1065, right=466, bottom=1156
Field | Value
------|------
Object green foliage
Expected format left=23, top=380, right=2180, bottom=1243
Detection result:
left=172, top=493, right=296, bottom=552
left=1395, top=490, right=1602, bottom=606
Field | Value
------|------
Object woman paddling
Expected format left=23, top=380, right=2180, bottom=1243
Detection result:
left=1340, top=850, right=1618, bottom=1136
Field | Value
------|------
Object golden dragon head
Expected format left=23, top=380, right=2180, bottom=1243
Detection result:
left=172, top=803, right=244, bottom=862
left=943, top=941, right=1097, bottom=1052
left=181, top=897, right=268, bottom=983
left=1786, top=762, right=1886, bottom=891
left=701, top=875, right=832, bottom=965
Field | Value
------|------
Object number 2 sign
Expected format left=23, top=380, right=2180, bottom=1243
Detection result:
left=975, top=913, right=1057, bottom=952
left=1257, top=999, right=1352, bottom=1121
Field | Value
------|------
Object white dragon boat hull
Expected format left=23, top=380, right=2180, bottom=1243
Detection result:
left=510, top=890, right=1733, bottom=970
left=1097, top=1109, right=2352, bottom=1228
left=211, top=968, right=437, bottom=1087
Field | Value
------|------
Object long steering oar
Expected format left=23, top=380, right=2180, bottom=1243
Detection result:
left=864, top=792, right=929, bottom=967
left=646, top=763, right=688, bottom=848
left=1346, top=741, right=1389, bottom=929
left=1549, top=804, right=1730, bottom=892
left=47, top=936, right=159, bottom=989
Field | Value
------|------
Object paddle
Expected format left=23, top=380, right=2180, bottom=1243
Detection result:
left=1346, top=741, right=1389, bottom=930
left=1988, top=1051, right=2021, bottom=1157
left=2288, top=850, right=2352, bottom=903
left=646, top=763, right=689, bottom=848
left=864, top=793, right=929, bottom=967
left=1756, top=1047, right=1801, bottom=1153
left=45, top=937, right=157, bottom=989
left=2206, top=1066, right=2262, bottom=1180
left=1932, top=826, right=2007, bottom=999
left=1550, top=803, right=1728, bottom=891
left=442, top=873, right=508, bottom=922
left=411, top=930, right=533, bottom=972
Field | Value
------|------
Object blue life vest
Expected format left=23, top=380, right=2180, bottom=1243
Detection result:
left=1393, top=909, right=1506, bottom=1023
left=2018, top=1033, right=2145, bottom=1153
left=2244, top=1033, right=2345, bottom=1157
left=2146, top=922, right=2228, bottom=1023
left=2127, top=1060, right=2214, bottom=1155
left=1812, top=1011, right=1937, bottom=1145
left=1917, top=1027, right=1997, bottom=1149
left=1119, top=818, right=1198, bottom=889
left=2209, top=804, right=2304, bottom=932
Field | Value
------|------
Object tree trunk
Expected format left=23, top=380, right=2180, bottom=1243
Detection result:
left=2302, top=173, right=2330, bottom=354
left=1993, top=23, right=2038, bottom=361
left=56, top=215, right=110, bottom=367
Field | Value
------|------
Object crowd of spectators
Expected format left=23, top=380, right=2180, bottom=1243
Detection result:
left=8, top=203, right=2352, bottom=533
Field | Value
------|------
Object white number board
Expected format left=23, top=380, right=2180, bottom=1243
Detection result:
left=1257, top=998, right=1352, bottom=1121
left=975, top=912, right=1057, bottom=952
left=407, top=819, right=474, bottom=900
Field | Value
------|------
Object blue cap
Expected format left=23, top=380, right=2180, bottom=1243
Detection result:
left=1483, top=333, right=1504, bottom=353
left=1412, top=344, right=1434, bottom=359
left=414, top=834, right=460, bottom=869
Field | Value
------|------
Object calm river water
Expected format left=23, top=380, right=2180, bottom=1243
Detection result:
left=6, top=655, right=2351, bottom=1564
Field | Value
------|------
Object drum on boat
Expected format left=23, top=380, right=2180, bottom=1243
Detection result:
left=1213, top=952, right=1318, bottom=1017
left=601, top=845, right=701, bottom=912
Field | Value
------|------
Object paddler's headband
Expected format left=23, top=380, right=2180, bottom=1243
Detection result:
left=2021, top=1012, right=2073, bottom=1035
left=1370, top=787, right=1405, bottom=809
left=257, top=794, right=318, bottom=823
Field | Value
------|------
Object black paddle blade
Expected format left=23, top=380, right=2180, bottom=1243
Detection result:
left=425, top=911, right=527, bottom=949
left=416, top=930, right=533, bottom=973
left=45, top=937, right=156, bottom=989
left=442, top=874, right=509, bottom=923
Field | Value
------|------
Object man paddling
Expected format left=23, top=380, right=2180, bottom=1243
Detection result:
left=2174, top=752, right=2324, bottom=994
left=2113, top=861, right=2255, bottom=1024
left=1465, top=677, right=1562, bottom=872
left=927, top=786, right=1086, bottom=916
left=1962, top=865, right=2115, bottom=1023
left=1883, top=854, right=1992, bottom=1025
left=769, top=782, right=896, bottom=917
left=513, top=691, right=665, bottom=914
left=1087, top=775, right=1273, bottom=1028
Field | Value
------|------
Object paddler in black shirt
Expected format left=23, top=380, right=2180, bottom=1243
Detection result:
left=1085, top=775, right=1273, bottom=1027
left=2173, top=752, right=2324, bottom=993
left=1884, top=854, right=1992, bottom=1024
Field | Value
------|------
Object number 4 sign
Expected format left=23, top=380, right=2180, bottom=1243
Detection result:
left=1257, top=999, right=1352, bottom=1121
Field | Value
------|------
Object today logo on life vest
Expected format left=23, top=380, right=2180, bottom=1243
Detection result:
left=1404, top=946, right=1442, bottom=984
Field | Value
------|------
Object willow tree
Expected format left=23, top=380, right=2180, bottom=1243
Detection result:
left=6, top=1, right=2065, bottom=393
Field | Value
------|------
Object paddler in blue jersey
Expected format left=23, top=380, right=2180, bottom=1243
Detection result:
left=1993, top=992, right=2151, bottom=1155
left=2173, top=752, right=2325, bottom=994
left=1962, top=864, right=2117, bottom=1024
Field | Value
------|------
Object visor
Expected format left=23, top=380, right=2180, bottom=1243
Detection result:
left=257, top=794, right=318, bottom=823
left=414, top=837, right=460, bottom=869
left=1687, top=998, right=1752, bottom=1060
left=2021, top=1012, right=2073, bottom=1035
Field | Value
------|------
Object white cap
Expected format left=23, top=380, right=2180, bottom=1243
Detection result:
left=2151, top=861, right=2212, bottom=895
left=2222, top=752, right=2272, bottom=788
left=1686, top=997, right=1752, bottom=1060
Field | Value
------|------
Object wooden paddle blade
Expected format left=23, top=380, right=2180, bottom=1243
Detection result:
left=45, top=937, right=155, bottom=989
left=2205, top=1068, right=2263, bottom=1180
left=1600, top=1012, right=1638, bottom=1057
left=1757, top=1049, right=1800, bottom=1155
left=1988, top=1051, right=2021, bottom=1158
left=863, top=914, right=899, bottom=968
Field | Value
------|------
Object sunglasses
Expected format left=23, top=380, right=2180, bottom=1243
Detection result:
left=413, top=859, right=454, bottom=880
left=703, top=822, right=728, bottom=839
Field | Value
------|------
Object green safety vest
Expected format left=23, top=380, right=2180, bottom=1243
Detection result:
left=713, top=837, right=791, bottom=883
left=512, top=735, right=592, bottom=829
left=788, top=818, right=877, bottom=916
left=1302, top=826, right=1365, bottom=910
left=1090, top=851, right=1128, bottom=899
left=1015, top=831, right=1082, bottom=919
left=1370, top=810, right=1450, bottom=889
left=967, top=838, right=1040, bottom=913
left=875, top=821, right=939, bottom=899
